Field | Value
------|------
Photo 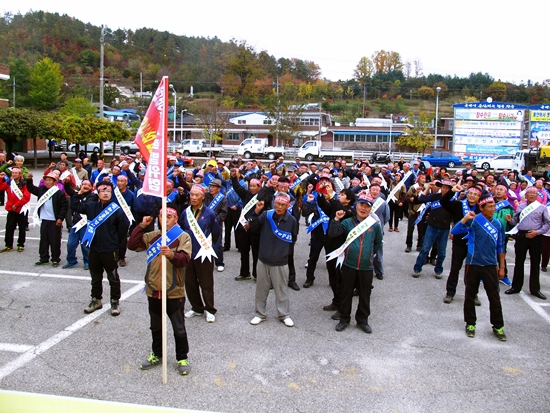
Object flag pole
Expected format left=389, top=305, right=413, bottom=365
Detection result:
left=161, top=77, right=169, bottom=384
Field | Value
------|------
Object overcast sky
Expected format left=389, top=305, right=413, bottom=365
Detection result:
left=4, top=1, right=549, bottom=85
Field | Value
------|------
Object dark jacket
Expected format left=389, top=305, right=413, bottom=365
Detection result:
left=64, top=183, right=98, bottom=223
left=249, top=210, right=298, bottom=266
left=26, top=178, right=68, bottom=221
left=417, top=192, right=453, bottom=230
left=72, top=199, right=130, bottom=253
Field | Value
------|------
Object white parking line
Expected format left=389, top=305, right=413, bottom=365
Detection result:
left=24, top=236, right=67, bottom=243
left=520, top=291, right=550, bottom=325
left=0, top=344, right=34, bottom=353
left=0, top=282, right=144, bottom=380
left=0, top=270, right=141, bottom=284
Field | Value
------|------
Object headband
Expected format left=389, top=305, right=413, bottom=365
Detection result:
left=274, top=195, right=291, bottom=205
left=97, top=183, right=112, bottom=191
left=526, top=186, right=538, bottom=193
left=468, top=187, right=482, bottom=194
left=11, top=167, right=21, bottom=173
left=478, top=196, right=494, bottom=206
left=277, top=182, right=290, bottom=187
left=161, top=207, right=179, bottom=217
left=191, top=185, right=205, bottom=194
left=250, top=179, right=261, bottom=186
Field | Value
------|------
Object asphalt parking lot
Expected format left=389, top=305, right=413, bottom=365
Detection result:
left=1, top=168, right=550, bottom=413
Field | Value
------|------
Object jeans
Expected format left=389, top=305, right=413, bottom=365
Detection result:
left=414, top=225, right=449, bottom=275
left=66, top=227, right=90, bottom=266
left=214, top=226, right=224, bottom=267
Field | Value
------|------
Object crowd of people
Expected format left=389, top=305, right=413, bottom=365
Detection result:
left=1, top=149, right=549, bottom=375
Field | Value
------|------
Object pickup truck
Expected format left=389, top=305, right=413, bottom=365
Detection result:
left=297, top=140, right=354, bottom=161
left=178, top=139, right=224, bottom=156
left=236, top=138, right=285, bottom=160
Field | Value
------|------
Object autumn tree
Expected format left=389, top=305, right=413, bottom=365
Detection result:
left=372, top=50, right=403, bottom=74
left=485, top=81, right=507, bottom=101
left=397, top=112, right=434, bottom=154
left=416, top=86, right=435, bottom=100
left=29, top=57, right=63, bottom=110
left=354, top=56, right=374, bottom=86
left=220, top=40, right=263, bottom=98
left=189, top=100, right=229, bottom=145
left=263, top=92, right=304, bottom=146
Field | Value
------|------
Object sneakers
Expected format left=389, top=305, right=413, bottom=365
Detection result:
left=394, top=228, right=399, bottom=232
left=250, top=316, right=266, bottom=325
left=16, top=246, right=24, bottom=252
left=434, top=271, right=442, bottom=279
left=84, top=298, right=103, bottom=314
left=217, top=265, right=225, bottom=272
left=500, top=276, right=512, bottom=286
left=412, top=271, right=421, bottom=278
left=283, top=317, right=294, bottom=327
left=443, top=295, right=453, bottom=304
left=0, top=247, right=13, bottom=253
left=119, top=259, right=127, bottom=267
left=140, top=353, right=162, bottom=370
left=234, top=274, right=251, bottom=281
left=205, top=311, right=215, bottom=323
left=35, top=260, right=49, bottom=266
left=405, top=247, right=411, bottom=253
left=177, top=359, right=191, bottom=375
left=465, top=324, right=476, bottom=338
left=474, top=295, right=481, bottom=306
left=62, top=262, right=78, bottom=269
left=388, top=228, right=393, bottom=232
left=52, top=261, right=60, bottom=268
left=493, top=327, right=507, bottom=342
left=110, top=299, right=121, bottom=316
left=185, top=310, right=203, bottom=318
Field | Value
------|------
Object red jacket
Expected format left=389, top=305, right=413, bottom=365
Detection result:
left=0, top=178, right=31, bottom=213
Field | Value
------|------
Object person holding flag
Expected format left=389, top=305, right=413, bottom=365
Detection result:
left=248, top=192, right=298, bottom=327
left=179, top=185, right=221, bottom=323
left=0, top=168, right=31, bottom=253
left=450, top=194, right=507, bottom=341
left=328, top=193, right=383, bottom=333
left=72, top=181, right=130, bottom=315
left=26, top=172, right=68, bottom=267
left=128, top=208, right=193, bottom=375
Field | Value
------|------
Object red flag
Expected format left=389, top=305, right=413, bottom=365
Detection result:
left=134, top=77, right=168, bottom=197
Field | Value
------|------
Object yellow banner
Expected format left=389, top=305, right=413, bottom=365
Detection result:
left=530, top=110, right=550, bottom=122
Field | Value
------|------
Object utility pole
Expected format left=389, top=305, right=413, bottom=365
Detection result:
left=12, top=77, right=15, bottom=108
left=275, top=75, right=279, bottom=146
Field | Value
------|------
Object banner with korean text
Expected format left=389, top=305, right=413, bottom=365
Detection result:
left=134, top=77, right=168, bottom=197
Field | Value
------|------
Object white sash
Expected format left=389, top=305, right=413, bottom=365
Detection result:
left=94, top=169, right=105, bottom=184
left=326, top=216, right=378, bottom=267
left=507, top=200, right=542, bottom=235
left=10, top=179, right=29, bottom=215
left=388, top=171, right=412, bottom=203
left=237, top=194, right=258, bottom=228
left=71, top=168, right=82, bottom=188
left=59, top=170, right=71, bottom=181
left=378, top=173, right=388, bottom=189
left=114, top=187, right=134, bottom=223
left=371, top=197, right=385, bottom=214
left=72, top=214, right=88, bottom=232
left=32, top=186, right=59, bottom=226
left=186, top=207, right=218, bottom=262
left=362, top=173, right=371, bottom=188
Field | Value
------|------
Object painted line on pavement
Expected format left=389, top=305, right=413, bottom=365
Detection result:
left=24, top=236, right=68, bottom=243
left=0, top=270, right=142, bottom=284
left=520, top=291, right=550, bottom=325
left=0, top=344, right=34, bottom=353
left=0, top=282, right=144, bottom=380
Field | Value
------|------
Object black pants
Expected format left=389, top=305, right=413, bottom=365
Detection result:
left=512, top=232, right=542, bottom=293
left=288, top=244, right=296, bottom=284
left=88, top=249, right=121, bottom=300
left=339, top=266, right=373, bottom=325
left=406, top=214, right=426, bottom=248
left=39, top=220, right=62, bottom=263
left=148, top=296, right=189, bottom=361
left=236, top=226, right=259, bottom=278
left=185, top=258, right=216, bottom=314
left=306, top=238, right=326, bottom=281
left=4, top=210, right=27, bottom=248
left=326, top=257, right=342, bottom=306
left=224, top=208, right=240, bottom=249
left=464, top=265, right=503, bottom=329
left=119, top=232, right=128, bottom=260
left=446, top=239, right=468, bottom=297
left=389, top=202, right=402, bottom=229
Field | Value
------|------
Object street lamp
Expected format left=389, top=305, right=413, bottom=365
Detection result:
left=434, top=86, right=441, bottom=150
left=169, top=84, right=177, bottom=142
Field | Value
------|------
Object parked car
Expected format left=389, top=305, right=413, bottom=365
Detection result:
left=68, top=142, right=113, bottom=153
left=421, top=152, right=462, bottom=168
left=182, top=156, right=194, bottom=166
left=370, top=152, right=392, bottom=164
left=117, top=140, right=140, bottom=154
left=474, top=154, right=515, bottom=171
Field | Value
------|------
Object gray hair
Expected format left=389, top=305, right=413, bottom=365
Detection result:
left=14, top=155, right=24, bottom=162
